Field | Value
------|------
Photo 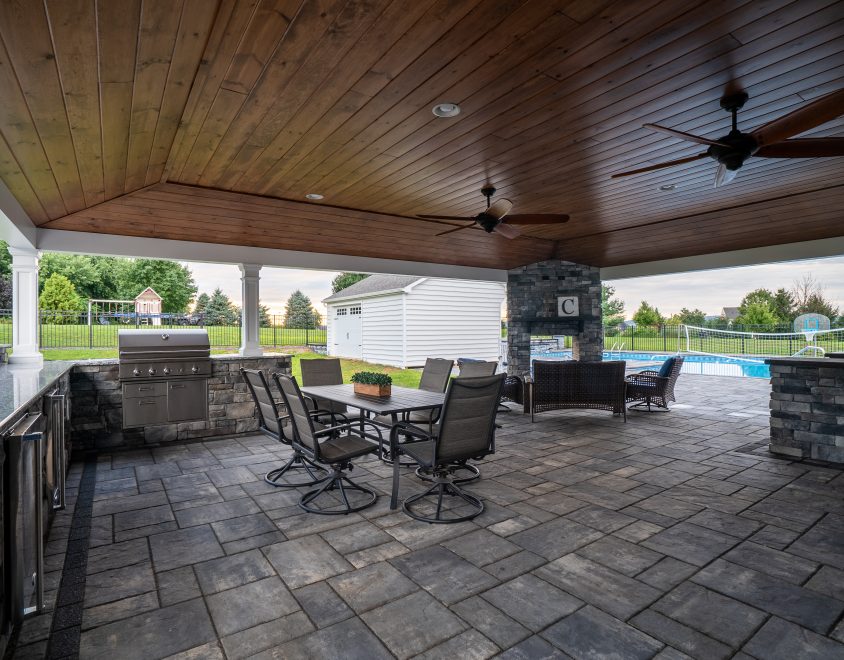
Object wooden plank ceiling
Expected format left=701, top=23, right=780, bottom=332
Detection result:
left=0, top=0, right=842, bottom=270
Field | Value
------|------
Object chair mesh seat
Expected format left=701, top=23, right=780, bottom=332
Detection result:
left=318, top=435, right=378, bottom=463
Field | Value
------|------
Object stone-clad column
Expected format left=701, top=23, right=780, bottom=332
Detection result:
left=9, top=246, right=43, bottom=366
left=507, top=260, right=602, bottom=376
left=239, top=263, right=263, bottom=357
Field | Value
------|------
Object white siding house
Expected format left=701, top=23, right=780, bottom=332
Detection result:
left=323, top=275, right=505, bottom=368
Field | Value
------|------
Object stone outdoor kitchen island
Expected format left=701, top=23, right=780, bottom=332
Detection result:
left=767, top=356, right=844, bottom=463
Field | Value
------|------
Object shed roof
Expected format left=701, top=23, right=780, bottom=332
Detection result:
left=721, top=307, right=740, bottom=320
left=323, top=274, right=423, bottom=303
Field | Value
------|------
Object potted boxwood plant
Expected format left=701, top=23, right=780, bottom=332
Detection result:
left=350, top=371, right=392, bottom=397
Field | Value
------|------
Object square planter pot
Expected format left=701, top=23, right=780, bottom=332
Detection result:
left=354, top=383, right=391, bottom=397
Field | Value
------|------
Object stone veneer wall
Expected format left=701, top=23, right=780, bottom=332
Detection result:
left=507, top=260, right=602, bottom=376
left=70, top=354, right=292, bottom=451
left=768, top=357, right=844, bottom=463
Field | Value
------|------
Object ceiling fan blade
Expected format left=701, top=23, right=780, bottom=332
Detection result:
left=714, top=163, right=738, bottom=188
left=644, top=123, right=729, bottom=148
left=756, top=138, right=844, bottom=158
left=493, top=222, right=521, bottom=239
left=611, top=152, right=709, bottom=178
left=485, top=198, right=513, bottom=220
left=435, top=223, right=475, bottom=237
left=752, top=89, right=844, bottom=147
left=417, top=214, right=473, bottom=220
left=504, top=214, right=570, bottom=225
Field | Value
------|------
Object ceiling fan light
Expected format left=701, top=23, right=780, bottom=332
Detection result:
left=305, top=193, right=324, bottom=200
left=659, top=184, right=676, bottom=191
left=432, top=103, right=461, bottom=118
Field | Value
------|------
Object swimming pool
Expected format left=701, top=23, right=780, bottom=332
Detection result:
left=533, top=351, right=771, bottom=379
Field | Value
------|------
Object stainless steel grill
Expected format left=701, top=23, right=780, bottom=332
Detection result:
left=118, top=329, right=211, bottom=428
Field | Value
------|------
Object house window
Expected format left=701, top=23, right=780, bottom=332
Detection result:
left=349, top=306, right=361, bottom=315
left=336, top=308, right=347, bottom=316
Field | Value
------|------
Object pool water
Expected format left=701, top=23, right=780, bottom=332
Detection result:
left=534, top=351, right=771, bottom=379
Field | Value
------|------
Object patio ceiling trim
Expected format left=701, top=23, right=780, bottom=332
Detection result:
left=0, top=180, right=37, bottom=249
left=36, top=228, right=508, bottom=282
left=601, top=235, right=844, bottom=281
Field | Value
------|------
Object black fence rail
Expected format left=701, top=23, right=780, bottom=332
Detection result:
left=0, top=309, right=327, bottom=350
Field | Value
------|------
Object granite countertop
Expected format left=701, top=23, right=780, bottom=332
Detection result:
left=0, top=361, right=76, bottom=431
left=765, top=356, right=844, bottom=366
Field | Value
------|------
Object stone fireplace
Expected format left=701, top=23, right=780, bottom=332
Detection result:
left=507, top=260, right=603, bottom=376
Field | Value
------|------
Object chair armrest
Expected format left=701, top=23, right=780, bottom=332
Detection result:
left=626, top=373, right=667, bottom=387
left=389, top=421, right=435, bottom=461
left=315, top=419, right=383, bottom=442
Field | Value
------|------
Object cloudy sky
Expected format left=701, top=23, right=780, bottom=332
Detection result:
left=183, top=254, right=844, bottom=320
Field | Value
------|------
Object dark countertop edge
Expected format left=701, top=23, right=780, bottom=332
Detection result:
left=0, top=353, right=293, bottom=433
left=0, top=361, right=76, bottom=432
left=765, top=357, right=844, bottom=367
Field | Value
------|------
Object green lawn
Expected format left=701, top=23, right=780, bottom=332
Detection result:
left=604, top=332, right=844, bottom=356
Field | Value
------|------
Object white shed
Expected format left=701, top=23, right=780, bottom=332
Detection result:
left=323, top=275, right=505, bottom=368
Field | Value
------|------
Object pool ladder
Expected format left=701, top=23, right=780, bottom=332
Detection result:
left=608, top=342, right=624, bottom=359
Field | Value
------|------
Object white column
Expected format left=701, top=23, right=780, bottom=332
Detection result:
left=9, top=246, right=43, bottom=366
left=239, top=263, right=263, bottom=357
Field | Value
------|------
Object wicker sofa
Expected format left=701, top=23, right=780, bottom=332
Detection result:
left=520, top=360, right=627, bottom=422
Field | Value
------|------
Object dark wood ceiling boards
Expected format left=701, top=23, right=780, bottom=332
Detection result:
left=0, top=0, right=842, bottom=270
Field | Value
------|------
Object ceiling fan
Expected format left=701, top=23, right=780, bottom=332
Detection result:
left=611, top=88, right=844, bottom=187
left=417, top=186, right=570, bottom=239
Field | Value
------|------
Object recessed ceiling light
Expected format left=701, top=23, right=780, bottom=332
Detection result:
left=305, top=193, right=324, bottom=200
left=432, top=102, right=461, bottom=118
left=659, top=184, right=676, bottom=191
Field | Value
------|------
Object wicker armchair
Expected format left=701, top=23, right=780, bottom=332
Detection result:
left=527, top=360, right=627, bottom=422
left=626, top=356, right=684, bottom=411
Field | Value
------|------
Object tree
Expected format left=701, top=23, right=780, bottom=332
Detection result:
left=791, top=274, right=839, bottom=320
left=677, top=308, right=706, bottom=326
left=331, top=272, right=368, bottom=294
left=194, top=292, right=210, bottom=315
left=39, top=273, right=83, bottom=323
left=259, top=303, right=272, bottom=327
left=601, top=285, right=625, bottom=327
left=771, top=288, right=796, bottom=324
left=284, top=290, right=320, bottom=328
left=117, top=259, right=197, bottom=313
left=0, top=276, right=10, bottom=309
left=632, top=301, right=664, bottom=327
left=38, top=253, right=124, bottom=301
left=0, top=240, right=10, bottom=278
left=203, top=288, right=239, bottom=325
left=737, top=301, right=777, bottom=326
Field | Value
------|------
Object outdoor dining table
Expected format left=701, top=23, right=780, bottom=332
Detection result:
left=298, top=383, right=445, bottom=509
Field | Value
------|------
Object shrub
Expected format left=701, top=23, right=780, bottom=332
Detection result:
left=349, top=371, right=392, bottom=386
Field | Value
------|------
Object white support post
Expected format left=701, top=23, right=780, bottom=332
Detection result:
left=239, top=263, right=263, bottom=357
left=9, top=247, right=43, bottom=366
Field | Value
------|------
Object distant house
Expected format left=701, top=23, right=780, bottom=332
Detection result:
left=721, top=307, right=740, bottom=324
left=323, top=275, right=505, bottom=368
left=135, top=287, right=163, bottom=325
left=618, top=320, right=637, bottom=330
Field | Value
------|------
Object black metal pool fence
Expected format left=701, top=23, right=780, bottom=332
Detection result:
left=0, top=310, right=327, bottom=350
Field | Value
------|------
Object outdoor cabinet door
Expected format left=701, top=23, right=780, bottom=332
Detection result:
left=167, top=379, right=207, bottom=422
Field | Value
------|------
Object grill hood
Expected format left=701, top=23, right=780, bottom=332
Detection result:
left=118, top=329, right=211, bottom=360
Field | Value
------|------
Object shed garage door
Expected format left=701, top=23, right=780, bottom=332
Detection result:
left=333, top=305, right=362, bottom=359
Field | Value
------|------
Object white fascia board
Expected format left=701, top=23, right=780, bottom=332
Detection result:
left=324, top=289, right=407, bottom=305
left=0, top=180, right=37, bottom=248
left=601, top=236, right=844, bottom=281
left=37, top=229, right=507, bottom=281
left=402, top=277, right=428, bottom=293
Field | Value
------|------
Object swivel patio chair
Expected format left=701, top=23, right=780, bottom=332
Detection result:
left=626, top=356, right=685, bottom=412
left=390, top=373, right=505, bottom=523
left=300, top=358, right=362, bottom=423
left=240, top=368, right=328, bottom=488
left=274, top=373, right=381, bottom=515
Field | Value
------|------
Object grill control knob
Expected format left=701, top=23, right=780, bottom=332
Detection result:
left=148, top=367, right=156, bottom=376
left=163, top=367, right=171, bottom=375
left=191, top=365, right=199, bottom=374
left=132, top=368, right=140, bottom=377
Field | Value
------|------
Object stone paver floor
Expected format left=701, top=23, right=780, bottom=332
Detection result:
left=14, top=374, right=844, bottom=659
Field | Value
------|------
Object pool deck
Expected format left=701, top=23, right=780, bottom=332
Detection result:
left=13, top=374, right=844, bottom=659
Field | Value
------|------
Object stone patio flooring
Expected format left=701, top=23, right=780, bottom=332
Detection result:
left=13, top=374, right=844, bottom=660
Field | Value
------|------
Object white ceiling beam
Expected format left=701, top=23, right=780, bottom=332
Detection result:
left=601, top=236, right=844, bottom=280
left=0, top=179, right=37, bottom=249
left=36, top=228, right=508, bottom=282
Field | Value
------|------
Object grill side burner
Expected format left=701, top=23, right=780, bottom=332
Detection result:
left=118, top=329, right=212, bottom=429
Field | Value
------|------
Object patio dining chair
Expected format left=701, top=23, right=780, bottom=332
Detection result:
left=390, top=373, right=505, bottom=523
left=274, top=373, right=381, bottom=515
left=626, top=355, right=685, bottom=412
left=240, top=368, right=328, bottom=488
left=300, top=358, right=362, bottom=423
left=457, top=359, right=498, bottom=377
